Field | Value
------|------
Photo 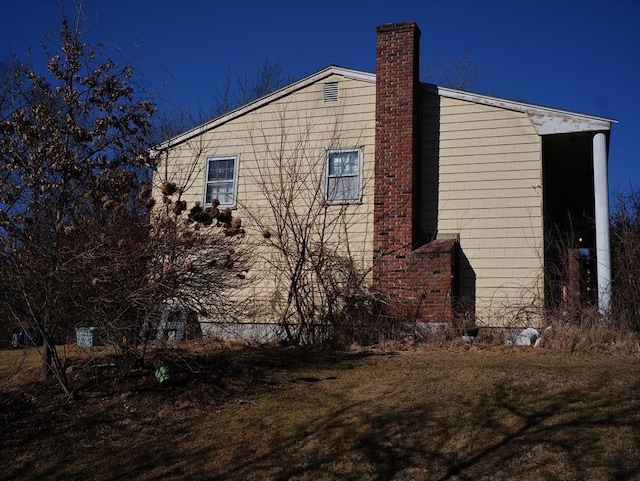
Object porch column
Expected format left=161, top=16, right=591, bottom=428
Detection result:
left=593, top=132, right=611, bottom=313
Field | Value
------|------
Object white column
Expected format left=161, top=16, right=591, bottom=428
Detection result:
left=593, top=132, right=611, bottom=313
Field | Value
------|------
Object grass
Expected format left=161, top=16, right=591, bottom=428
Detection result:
left=1, top=343, right=639, bottom=480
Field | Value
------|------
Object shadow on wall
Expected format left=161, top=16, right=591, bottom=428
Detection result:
left=457, top=248, right=477, bottom=320
left=418, top=88, right=440, bottom=244
left=418, top=88, right=476, bottom=319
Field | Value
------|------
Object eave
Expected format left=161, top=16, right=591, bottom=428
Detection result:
left=422, top=83, right=617, bottom=135
left=153, top=66, right=375, bottom=153
left=153, top=66, right=618, bottom=156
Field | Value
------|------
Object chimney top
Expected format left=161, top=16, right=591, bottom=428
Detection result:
left=376, top=22, right=421, bottom=34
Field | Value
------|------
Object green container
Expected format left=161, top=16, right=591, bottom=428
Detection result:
left=155, top=365, right=172, bottom=385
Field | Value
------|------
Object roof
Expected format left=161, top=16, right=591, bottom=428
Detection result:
left=154, top=65, right=616, bottom=152
left=423, top=84, right=617, bottom=135
left=154, top=66, right=375, bottom=152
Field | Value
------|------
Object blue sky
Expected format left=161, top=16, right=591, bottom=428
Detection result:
left=1, top=0, right=639, bottom=198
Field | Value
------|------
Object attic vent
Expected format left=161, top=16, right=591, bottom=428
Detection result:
left=323, top=82, right=339, bottom=103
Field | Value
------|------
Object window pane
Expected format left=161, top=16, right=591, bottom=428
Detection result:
left=205, top=183, right=215, bottom=203
left=220, top=159, right=234, bottom=180
left=208, top=158, right=235, bottom=181
left=343, top=151, right=359, bottom=175
left=206, top=181, right=234, bottom=205
left=328, top=151, right=359, bottom=176
left=209, top=163, right=217, bottom=180
left=328, top=176, right=358, bottom=201
left=219, top=182, right=233, bottom=204
left=208, top=161, right=219, bottom=180
left=328, top=154, right=341, bottom=176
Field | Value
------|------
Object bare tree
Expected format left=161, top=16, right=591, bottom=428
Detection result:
left=610, top=186, right=640, bottom=331
left=0, top=7, right=249, bottom=395
left=209, top=56, right=289, bottom=119
left=150, top=105, right=199, bottom=146
left=422, top=53, right=481, bottom=91
left=234, top=107, right=380, bottom=346
left=148, top=153, right=248, bottom=327
left=0, top=14, right=156, bottom=392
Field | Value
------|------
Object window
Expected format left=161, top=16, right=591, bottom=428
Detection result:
left=204, top=156, right=238, bottom=207
left=325, top=149, right=362, bottom=203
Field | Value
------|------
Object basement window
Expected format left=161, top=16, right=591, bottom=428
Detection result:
left=323, top=82, right=339, bottom=103
left=204, top=156, right=238, bottom=207
left=325, top=149, right=362, bottom=204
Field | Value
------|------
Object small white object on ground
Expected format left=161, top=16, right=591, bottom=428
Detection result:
left=515, top=328, right=540, bottom=346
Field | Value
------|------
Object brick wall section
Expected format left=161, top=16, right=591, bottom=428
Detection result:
left=565, top=248, right=582, bottom=311
left=373, top=22, right=421, bottom=293
left=373, top=22, right=456, bottom=321
left=409, top=239, right=456, bottom=321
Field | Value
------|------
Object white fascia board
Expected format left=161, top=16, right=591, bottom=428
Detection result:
left=524, top=108, right=613, bottom=135
left=155, top=66, right=376, bottom=152
left=422, top=83, right=617, bottom=135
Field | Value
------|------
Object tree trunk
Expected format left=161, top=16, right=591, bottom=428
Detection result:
left=41, top=337, right=53, bottom=378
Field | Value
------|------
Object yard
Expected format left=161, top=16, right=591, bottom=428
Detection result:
left=1, top=342, right=639, bottom=480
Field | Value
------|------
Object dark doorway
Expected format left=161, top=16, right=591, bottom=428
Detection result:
left=542, top=132, right=596, bottom=312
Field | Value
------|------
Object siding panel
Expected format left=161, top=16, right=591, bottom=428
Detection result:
left=156, top=75, right=376, bottom=322
left=159, top=80, right=545, bottom=328
left=420, top=94, right=543, bottom=325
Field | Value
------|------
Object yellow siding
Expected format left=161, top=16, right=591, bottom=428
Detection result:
left=155, top=74, right=376, bottom=322
left=420, top=95, right=544, bottom=326
left=157, top=78, right=545, bottom=328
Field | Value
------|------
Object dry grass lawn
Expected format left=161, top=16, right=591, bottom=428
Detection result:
left=1, top=343, right=639, bottom=480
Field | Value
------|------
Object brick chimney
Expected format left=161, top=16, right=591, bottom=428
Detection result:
left=373, top=22, right=421, bottom=300
left=373, top=22, right=457, bottom=321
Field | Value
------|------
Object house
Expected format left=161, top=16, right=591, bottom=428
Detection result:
left=154, top=22, right=614, bottom=336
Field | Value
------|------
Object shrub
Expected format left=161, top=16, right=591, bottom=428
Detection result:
left=610, top=187, right=640, bottom=332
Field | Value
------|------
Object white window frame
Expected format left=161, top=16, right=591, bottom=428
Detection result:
left=203, top=155, right=239, bottom=208
left=324, top=148, right=363, bottom=204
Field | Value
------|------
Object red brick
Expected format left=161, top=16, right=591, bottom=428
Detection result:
left=373, top=23, right=456, bottom=321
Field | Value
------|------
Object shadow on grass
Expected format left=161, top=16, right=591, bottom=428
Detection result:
left=2, top=348, right=639, bottom=481
left=199, top=379, right=639, bottom=481
left=1, top=347, right=376, bottom=480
